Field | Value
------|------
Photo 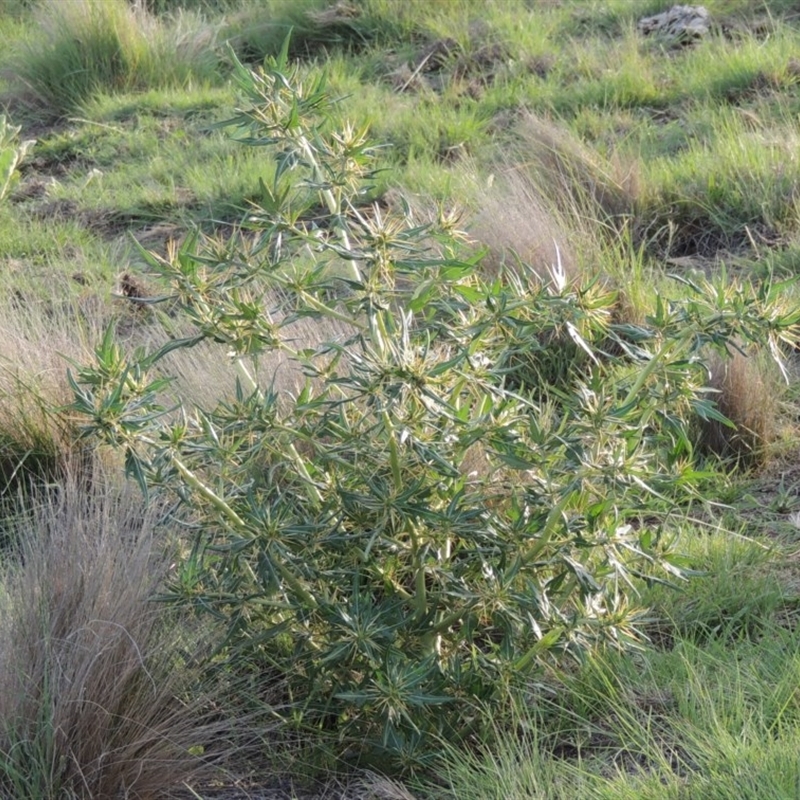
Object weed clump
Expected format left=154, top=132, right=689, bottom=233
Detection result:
left=67, top=43, right=800, bottom=773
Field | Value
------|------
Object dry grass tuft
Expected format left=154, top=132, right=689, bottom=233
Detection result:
left=697, top=348, right=782, bottom=466
left=0, top=298, right=105, bottom=503
left=471, top=112, right=640, bottom=290
left=470, top=164, right=579, bottom=283
left=0, top=295, right=103, bottom=400
left=0, top=466, right=242, bottom=798
left=513, top=112, right=639, bottom=226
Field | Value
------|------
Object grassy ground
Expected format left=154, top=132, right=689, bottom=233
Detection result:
left=1, top=0, right=800, bottom=797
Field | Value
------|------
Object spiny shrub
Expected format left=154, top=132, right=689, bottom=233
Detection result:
left=68, top=43, right=800, bottom=772
left=0, top=114, right=34, bottom=203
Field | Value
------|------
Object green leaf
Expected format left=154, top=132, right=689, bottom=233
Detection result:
left=491, top=450, right=535, bottom=470
left=691, top=397, right=735, bottom=427
left=454, top=285, right=484, bottom=304
left=513, top=628, right=562, bottom=671
left=141, top=335, right=205, bottom=369
left=275, top=29, right=293, bottom=73
left=125, top=449, right=149, bottom=503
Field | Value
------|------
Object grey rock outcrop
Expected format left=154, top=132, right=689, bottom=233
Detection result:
left=638, top=5, right=711, bottom=43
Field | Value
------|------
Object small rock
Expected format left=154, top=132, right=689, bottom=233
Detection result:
left=306, top=1, right=359, bottom=26
left=638, top=5, right=711, bottom=44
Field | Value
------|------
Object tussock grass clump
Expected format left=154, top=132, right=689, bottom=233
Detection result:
left=224, top=0, right=371, bottom=63
left=470, top=112, right=651, bottom=326
left=0, top=372, right=78, bottom=523
left=697, top=348, right=783, bottom=467
left=0, top=469, right=238, bottom=799
left=141, top=0, right=240, bottom=13
left=513, top=112, right=639, bottom=230
left=8, top=0, right=219, bottom=117
left=470, top=109, right=644, bottom=292
left=222, top=0, right=454, bottom=64
left=470, top=164, right=580, bottom=283
left=0, top=299, right=101, bottom=511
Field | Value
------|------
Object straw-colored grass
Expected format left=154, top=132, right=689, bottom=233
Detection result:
left=698, top=348, right=783, bottom=466
left=0, top=467, right=245, bottom=798
left=0, top=297, right=103, bottom=505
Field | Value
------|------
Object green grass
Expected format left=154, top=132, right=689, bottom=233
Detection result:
left=637, top=106, right=800, bottom=254
left=7, top=0, right=220, bottom=117
left=32, top=112, right=276, bottom=226
left=426, top=526, right=800, bottom=799
left=0, top=0, right=799, bottom=794
left=431, top=627, right=800, bottom=799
